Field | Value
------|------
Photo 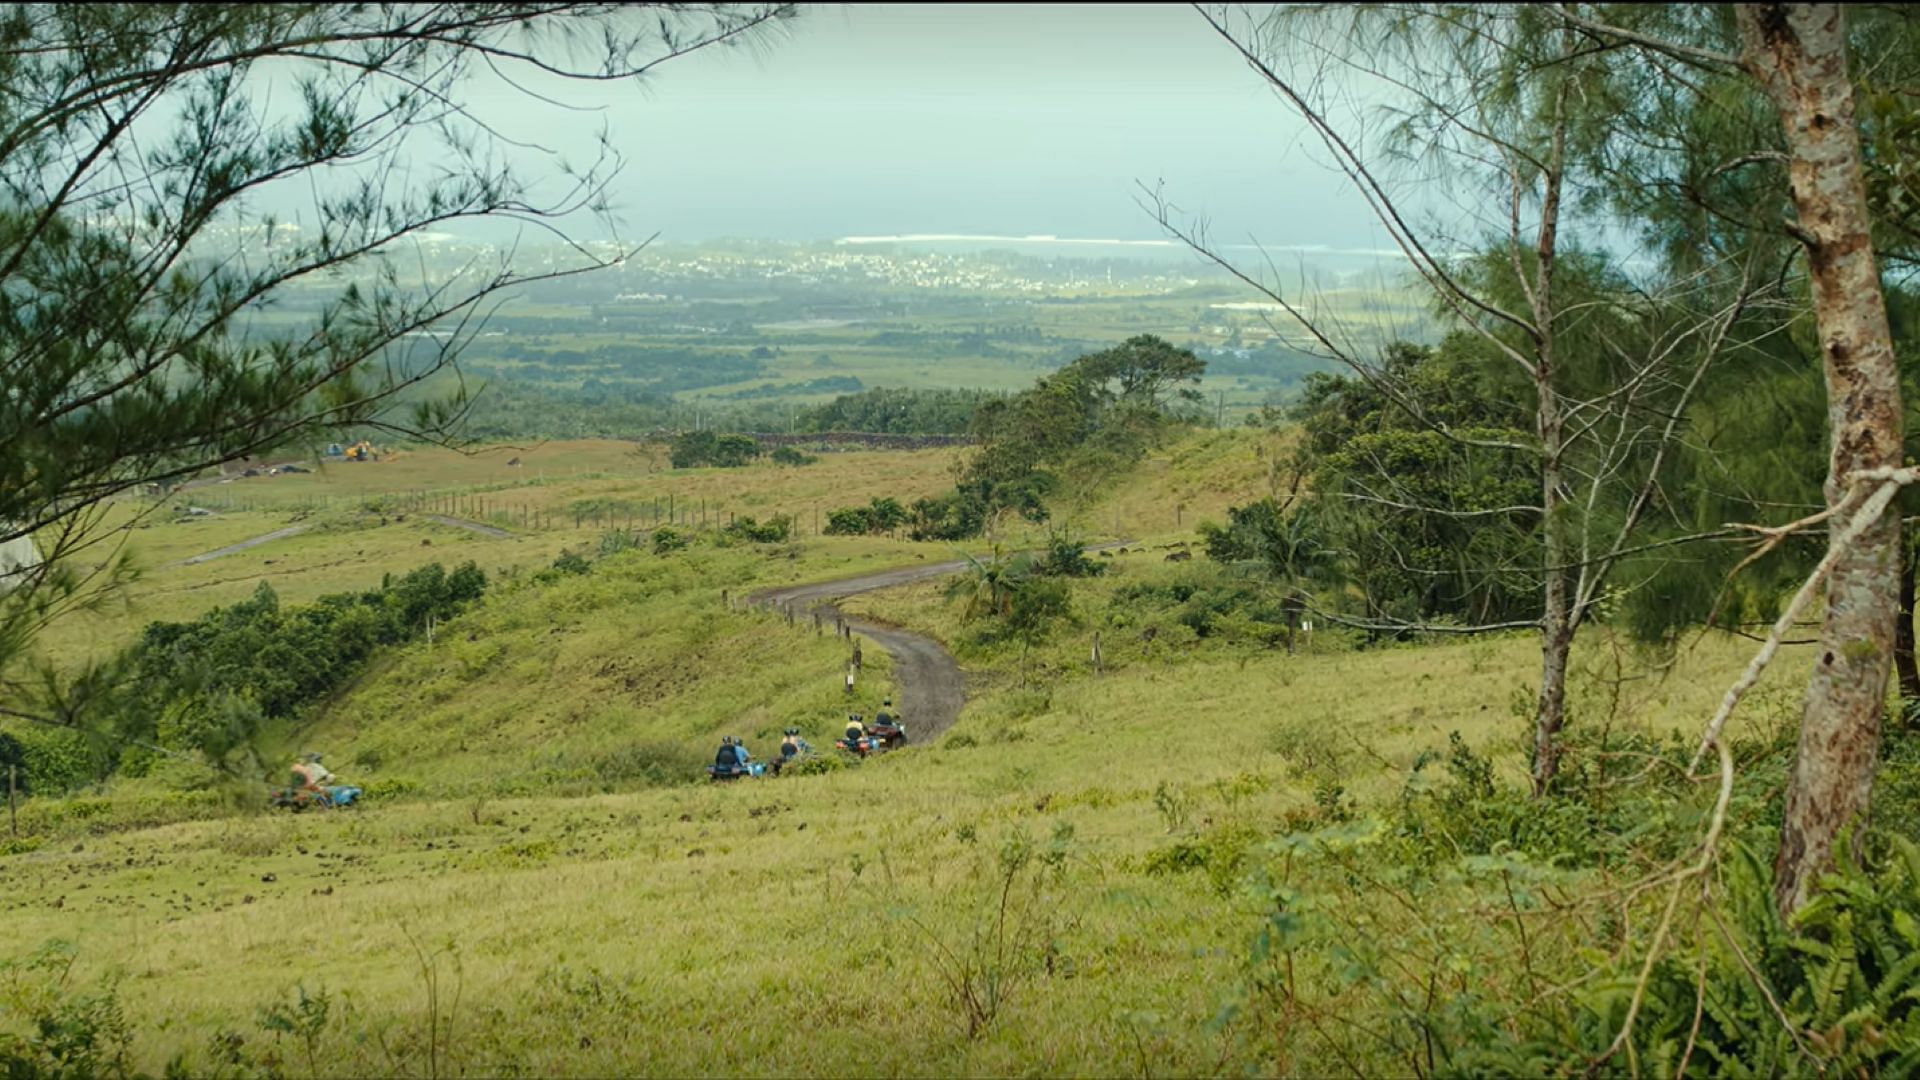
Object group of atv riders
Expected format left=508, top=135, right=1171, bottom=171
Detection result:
left=708, top=700, right=907, bottom=781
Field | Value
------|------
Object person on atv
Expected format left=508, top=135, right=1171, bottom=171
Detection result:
left=874, top=699, right=897, bottom=727
left=291, top=752, right=334, bottom=792
left=780, top=728, right=812, bottom=761
left=714, top=737, right=741, bottom=771
left=843, top=714, right=867, bottom=747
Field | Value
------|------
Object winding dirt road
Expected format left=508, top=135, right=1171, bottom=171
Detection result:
left=750, top=559, right=975, bottom=741
left=748, top=544, right=1129, bottom=742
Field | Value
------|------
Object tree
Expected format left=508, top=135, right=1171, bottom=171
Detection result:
left=1737, top=2, right=1904, bottom=916
left=0, top=3, right=790, bottom=707
left=1170, top=5, right=1759, bottom=794
left=1550, top=0, right=1920, bottom=916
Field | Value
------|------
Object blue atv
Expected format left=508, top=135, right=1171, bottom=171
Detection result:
left=268, top=785, right=363, bottom=811
left=706, top=761, right=765, bottom=782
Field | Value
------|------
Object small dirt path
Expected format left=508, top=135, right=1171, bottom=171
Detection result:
left=749, top=544, right=1132, bottom=742
left=423, top=514, right=512, bottom=539
left=176, top=525, right=309, bottom=566
left=751, top=559, right=970, bottom=741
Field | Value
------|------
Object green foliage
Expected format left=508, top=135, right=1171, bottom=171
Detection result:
left=668, top=431, right=761, bottom=469
left=546, top=551, right=592, bottom=578
left=1031, top=533, right=1106, bottom=579
left=797, top=386, right=999, bottom=434
left=769, top=445, right=817, bottom=466
left=650, top=528, right=690, bottom=556
left=929, top=335, right=1206, bottom=538
left=1284, top=340, right=1539, bottom=632
left=96, top=564, right=487, bottom=773
left=0, top=942, right=133, bottom=1078
left=720, top=515, right=792, bottom=544
left=824, top=497, right=909, bottom=537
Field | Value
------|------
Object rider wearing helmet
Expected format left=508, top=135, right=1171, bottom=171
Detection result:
left=714, top=736, right=740, bottom=770
left=844, top=714, right=866, bottom=747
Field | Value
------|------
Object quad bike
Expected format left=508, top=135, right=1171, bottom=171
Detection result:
left=706, top=760, right=765, bottom=782
left=836, top=733, right=888, bottom=758
left=269, top=785, right=363, bottom=811
left=866, top=720, right=907, bottom=750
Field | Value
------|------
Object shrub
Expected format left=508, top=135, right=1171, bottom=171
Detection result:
left=669, top=431, right=760, bottom=469
left=651, top=527, right=690, bottom=555
left=88, top=564, right=488, bottom=774
left=1032, top=533, right=1105, bottom=579
left=824, top=497, right=912, bottom=537
left=770, top=445, right=817, bottom=466
left=824, top=507, right=873, bottom=536
left=722, top=515, right=792, bottom=543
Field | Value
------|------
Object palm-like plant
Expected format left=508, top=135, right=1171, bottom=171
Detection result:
left=945, top=545, right=1031, bottom=622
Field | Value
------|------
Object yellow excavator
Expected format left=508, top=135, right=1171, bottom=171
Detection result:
left=345, top=440, right=376, bottom=462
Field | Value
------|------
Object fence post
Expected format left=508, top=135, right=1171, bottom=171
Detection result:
left=7, top=764, right=15, bottom=837
left=1091, top=631, right=1103, bottom=676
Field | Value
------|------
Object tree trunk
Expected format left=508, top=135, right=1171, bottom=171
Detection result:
left=1530, top=48, right=1574, bottom=799
left=1742, top=3, right=1904, bottom=918
left=1898, top=526, right=1920, bottom=704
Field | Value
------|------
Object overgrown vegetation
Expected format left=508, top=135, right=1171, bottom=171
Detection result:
left=17, top=564, right=491, bottom=791
left=667, top=431, right=762, bottom=469
left=909, top=335, right=1205, bottom=540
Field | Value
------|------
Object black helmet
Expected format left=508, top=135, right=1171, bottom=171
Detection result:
left=883, top=698, right=893, bottom=707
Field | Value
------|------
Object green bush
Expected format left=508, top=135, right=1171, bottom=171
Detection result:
left=1032, top=533, right=1106, bottom=579
left=769, top=446, right=817, bottom=466
left=651, top=527, right=690, bottom=555
left=94, top=563, right=488, bottom=773
left=668, top=431, right=760, bottom=469
left=721, top=515, right=792, bottom=543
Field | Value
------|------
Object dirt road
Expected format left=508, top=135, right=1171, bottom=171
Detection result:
left=750, top=559, right=973, bottom=741
left=747, top=545, right=1128, bottom=742
left=423, top=514, right=512, bottom=539
left=176, top=525, right=309, bottom=566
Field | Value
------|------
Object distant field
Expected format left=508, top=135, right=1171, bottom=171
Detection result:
left=33, top=442, right=965, bottom=669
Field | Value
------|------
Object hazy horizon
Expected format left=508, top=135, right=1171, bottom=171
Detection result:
left=439, top=4, right=1409, bottom=252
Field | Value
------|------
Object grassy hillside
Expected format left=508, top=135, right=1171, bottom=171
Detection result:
left=1, top=426, right=1849, bottom=1075
left=0, top=527, right=1813, bottom=1075
left=302, top=546, right=899, bottom=795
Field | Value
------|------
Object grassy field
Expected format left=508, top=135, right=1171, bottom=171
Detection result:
left=0, top=427, right=1818, bottom=1074
left=30, top=443, right=965, bottom=670
left=0, top=561, right=1806, bottom=1075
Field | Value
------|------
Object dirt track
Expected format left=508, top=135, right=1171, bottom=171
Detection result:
left=423, top=514, right=512, bottom=539
left=750, top=559, right=973, bottom=741
left=176, top=525, right=309, bottom=566
left=747, top=544, right=1129, bottom=742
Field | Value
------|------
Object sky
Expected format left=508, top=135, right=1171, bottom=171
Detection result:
left=452, top=4, right=1396, bottom=250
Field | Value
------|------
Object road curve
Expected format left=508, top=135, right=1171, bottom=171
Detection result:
left=747, top=544, right=1130, bottom=743
left=750, top=559, right=973, bottom=742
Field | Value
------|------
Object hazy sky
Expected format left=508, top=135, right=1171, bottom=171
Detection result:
left=460, top=4, right=1391, bottom=249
